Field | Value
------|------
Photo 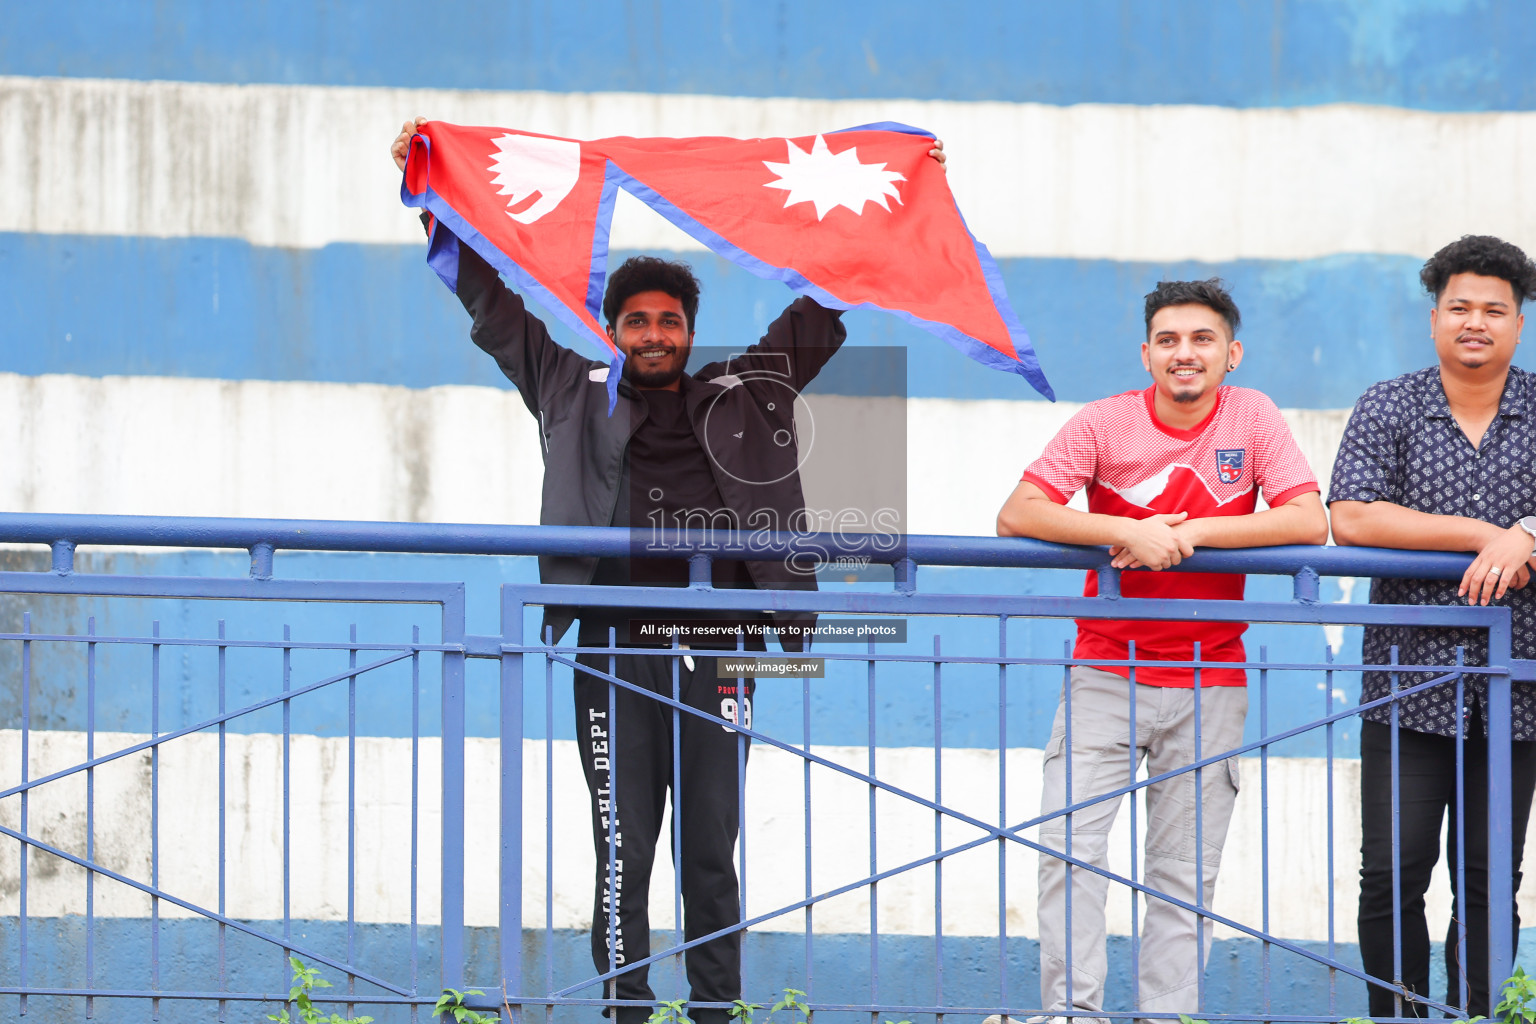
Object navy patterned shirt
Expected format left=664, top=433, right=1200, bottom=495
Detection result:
left=1328, top=365, right=1536, bottom=740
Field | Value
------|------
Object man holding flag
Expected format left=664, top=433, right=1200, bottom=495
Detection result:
left=392, top=119, right=947, bottom=1024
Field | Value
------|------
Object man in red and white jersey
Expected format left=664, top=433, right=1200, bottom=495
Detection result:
left=991, top=279, right=1327, bottom=1024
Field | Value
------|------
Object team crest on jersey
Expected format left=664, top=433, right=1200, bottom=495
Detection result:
left=1215, top=449, right=1246, bottom=484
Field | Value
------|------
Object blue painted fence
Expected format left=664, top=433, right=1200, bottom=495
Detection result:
left=0, top=513, right=1526, bottom=1022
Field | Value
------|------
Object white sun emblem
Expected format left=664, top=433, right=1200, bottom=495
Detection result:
left=762, top=135, right=906, bottom=221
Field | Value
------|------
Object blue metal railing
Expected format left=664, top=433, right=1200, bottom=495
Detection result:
left=0, top=512, right=1524, bottom=1023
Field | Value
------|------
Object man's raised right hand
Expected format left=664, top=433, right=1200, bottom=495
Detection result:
left=391, top=117, right=429, bottom=171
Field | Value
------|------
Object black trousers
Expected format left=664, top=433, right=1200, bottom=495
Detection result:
left=574, top=646, right=756, bottom=1024
left=1358, top=720, right=1536, bottom=1017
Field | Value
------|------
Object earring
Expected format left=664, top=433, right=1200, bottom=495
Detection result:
left=1227, top=364, right=1235, bottom=371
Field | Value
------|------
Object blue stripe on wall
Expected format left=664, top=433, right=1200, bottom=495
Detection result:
left=0, top=548, right=1363, bottom=754
left=0, top=232, right=1467, bottom=407
left=6, top=0, right=1536, bottom=111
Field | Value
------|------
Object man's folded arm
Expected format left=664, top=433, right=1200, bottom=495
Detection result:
left=1176, top=491, right=1329, bottom=549
left=1330, top=499, right=1503, bottom=551
left=996, top=479, right=1195, bottom=571
left=1331, top=499, right=1536, bottom=603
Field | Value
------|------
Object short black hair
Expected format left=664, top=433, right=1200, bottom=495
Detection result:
left=1143, top=279, right=1241, bottom=338
left=1420, top=235, right=1536, bottom=307
left=602, top=256, right=701, bottom=332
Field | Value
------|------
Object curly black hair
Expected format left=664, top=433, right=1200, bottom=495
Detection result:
left=1142, top=278, right=1241, bottom=337
left=1420, top=235, right=1536, bottom=307
left=602, top=256, right=701, bottom=332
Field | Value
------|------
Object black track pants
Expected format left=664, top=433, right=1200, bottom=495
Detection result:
left=574, top=647, right=755, bottom=1024
left=1358, top=721, right=1536, bottom=1017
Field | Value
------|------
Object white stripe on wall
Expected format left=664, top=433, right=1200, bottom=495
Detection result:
left=4, top=75, right=1536, bottom=262
left=0, top=373, right=1350, bottom=537
left=0, top=730, right=1510, bottom=944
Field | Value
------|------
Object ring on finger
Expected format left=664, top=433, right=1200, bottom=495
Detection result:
left=1491, top=566, right=1504, bottom=576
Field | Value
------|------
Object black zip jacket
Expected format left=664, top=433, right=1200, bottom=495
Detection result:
left=452, top=237, right=847, bottom=645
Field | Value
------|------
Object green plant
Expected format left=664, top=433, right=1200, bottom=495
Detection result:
left=267, top=957, right=374, bottom=1024
left=433, top=987, right=500, bottom=1023
left=1178, top=1016, right=1209, bottom=1024
left=651, top=987, right=809, bottom=1024
left=1499, top=967, right=1536, bottom=1024
left=767, top=988, right=811, bottom=1024
left=730, top=999, right=764, bottom=1024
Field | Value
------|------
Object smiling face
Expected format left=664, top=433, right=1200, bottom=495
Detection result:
left=1142, top=302, right=1241, bottom=410
left=608, top=290, right=694, bottom=390
left=1430, top=271, right=1524, bottom=376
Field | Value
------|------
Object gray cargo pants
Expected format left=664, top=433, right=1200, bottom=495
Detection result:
left=1037, top=666, right=1246, bottom=1024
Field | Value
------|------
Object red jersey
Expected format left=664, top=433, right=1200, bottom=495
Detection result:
left=1022, top=385, right=1318, bottom=686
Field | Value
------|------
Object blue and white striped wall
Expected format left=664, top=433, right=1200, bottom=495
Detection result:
left=5, top=2, right=1536, bottom=1018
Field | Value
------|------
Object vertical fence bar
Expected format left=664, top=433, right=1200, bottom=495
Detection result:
left=736, top=641, right=749, bottom=1010
left=151, top=620, right=162, bottom=1021
left=347, top=624, right=358, bottom=1017
left=1128, top=640, right=1139, bottom=1013
left=1062, top=640, right=1073, bottom=1018
left=1259, top=645, right=1271, bottom=1017
left=1324, top=644, right=1336, bottom=1014
left=1486, top=615, right=1515, bottom=995
left=673, top=640, right=686, bottom=997
left=86, top=616, right=96, bottom=1019
left=441, top=585, right=469, bottom=992
left=19, top=612, right=30, bottom=1018
left=933, top=634, right=944, bottom=1017
left=411, top=625, right=422, bottom=1024
left=867, top=636, right=879, bottom=1024
left=1192, top=640, right=1204, bottom=1015
left=1389, top=645, right=1402, bottom=1019
left=995, top=620, right=1008, bottom=1015
left=217, top=619, right=227, bottom=1021
left=803, top=665, right=815, bottom=1005
left=545, top=626, right=556, bottom=1019
left=283, top=624, right=293, bottom=1017
left=502, top=591, right=526, bottom=1016
left=1455, top=649, right=1468, bottom=1012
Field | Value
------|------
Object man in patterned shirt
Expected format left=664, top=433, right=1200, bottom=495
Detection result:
left=1330, top=235, right=1536, bottom=1018
left=991, top=280, right=1327, bottom=1024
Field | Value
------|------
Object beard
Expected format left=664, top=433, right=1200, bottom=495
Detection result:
left=621, top=345, right=689, bottom=388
